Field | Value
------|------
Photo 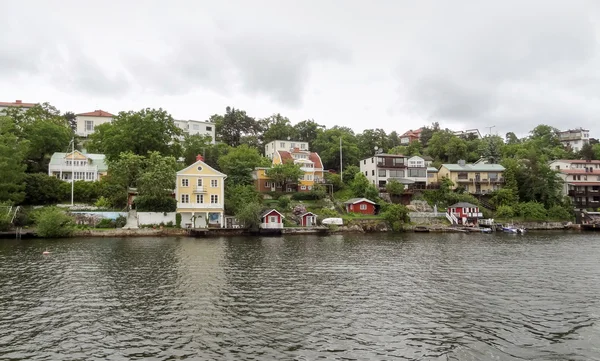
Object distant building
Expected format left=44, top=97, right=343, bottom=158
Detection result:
left=0, top=100, right=37, bottom=112
left=174, top=119, right=216, bottom=143
left=344, top=198, right=376, bottom=215
left=437, top=160, right=505, bottom=195
left=359, top=154, right=430, bottom=190
left=48, top=151, right=107, bottom=182
left=75, top=110, right=114, bottom=137
left=550, top=159, right=600, bottom=209
left=264, top=139, right=309, bottom=159
left=261, top=209, right=284, bottom=229
left=453, top=129, right=482, bottom=139
left=447, top=202, right=483, bottom=225
left=558, top=128, right=590, bottom=151
left=399, top=129, right=423, bottom=144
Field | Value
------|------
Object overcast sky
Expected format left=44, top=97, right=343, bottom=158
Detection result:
left=2, top=0, right=600, bottom=138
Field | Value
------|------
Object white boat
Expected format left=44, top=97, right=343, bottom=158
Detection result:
left=502, top=225, right=526, bottom=234
left=321, top=218, right=343, bottom=225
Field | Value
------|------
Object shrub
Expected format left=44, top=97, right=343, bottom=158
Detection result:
left=0, top=212, right=10, bottom=231
left=495, top=205, right=514, bottom=219
left=23, top=174, right=66, bottom=205
left=94, top=196, right=111, bottom=209
left=235, top=201, right=263, bottom=230
left=547, top=205, right=573, bottom=221
left=115, top=215, right=127, bottom=228
left=96, top=218, right=116, bottom=228
left=516, top=202, right=547, bottom=221
left=34, top=207, right=75, bottom=238
left=381, top=204, right=410, bottom=232
left=135, top=195, right=177, bottom=212
left=291, top=192, right=320, bottom=201
left=318, top=208, right=339, bottom=219
left=166, top=221, right=174, bottom=227
left=175, top=213, right=182, bottom=228
left=277, top=197, right=291, bottom=210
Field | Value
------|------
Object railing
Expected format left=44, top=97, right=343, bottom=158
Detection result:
left=176, top=203, right=223, bottom=209
left=261, top=222, right=283, bottom=229
left=377, top=162, right=406, bottom=168
left=193, top=186, right=206, bottom=193
left=456, top=178, right=470, bottom=183
left=446, top=212, right=458, bottom=224
left=49, top=165, right=99, bottom=173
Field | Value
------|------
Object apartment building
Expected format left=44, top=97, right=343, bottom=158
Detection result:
left=75, top=110, right=114, bottom=137
left=359, top=154, right=429, bottom=190
left=174, top=119, right=216, bottom=143
left=0, top=100, right=37, bottom=112
left=264, top=139, right=309, bottom=159
left=558, top=128, right=590, bottom=151
left=550, top=159, right=600, bottom=209
left=437, top=160, right=505, bottom=194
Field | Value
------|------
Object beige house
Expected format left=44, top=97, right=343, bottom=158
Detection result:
left=437, top=160, right=505, bottom=194
left=76, top=110, right=114, bottom=137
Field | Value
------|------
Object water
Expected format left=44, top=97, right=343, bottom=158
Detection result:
left=1, top=233, right=600, bottom=360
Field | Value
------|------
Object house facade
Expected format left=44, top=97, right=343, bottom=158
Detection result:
left=399, top=129, right=422, bottom=144
left=437, top=161, right=505, bottom=194
left=359, top=154, right=429, bottom=190
left=176, top=156, right=227, bottom=228
left=264, top=140, right=310, bottom=159
left=0, top=100, right=37, bottom=112
left=550, top=159, right=600, bottom=209
left=300, top=212, right=317, bottom=227
left=174, top=119, right=216, bottom=143
left=261, top=209, right=284, bottom=229
left=344, top=198, right=376, bottom=214
left=48, top=151, right=107, bottom=182
left=252, top=147, right=323, bottom=193
left=453, top=129, right=482, bottom=139
left=558, top=128, right=590, bottom=152
left=446, top=202, right=483, bottom=225
left=75, top=110, right=114, bottom=137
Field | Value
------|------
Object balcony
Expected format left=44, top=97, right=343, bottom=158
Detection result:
left=377, top=162, right=406, bottom=168
left=193, top=186, right=206, bottom=193
left=177, top=203, right=224, bottom=209
left=490, top=177, right=504, bottom=183
left=456, top=178, right=471, bottom=183
left=261, top=222, right=283, bottom=229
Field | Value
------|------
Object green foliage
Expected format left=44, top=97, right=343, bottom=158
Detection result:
left=386, top=179, right=405, bottom=196
left=495, top=205, right=515, bottom=219
left=265, top=161, right=304, bottom=190
left=349, top=173, right=378, bottom=200
left=547, top=205, right=574, bottom=221
left=70, top=181, right=100, bottom=204
left=23, top=174, right=66, bottom=205
left=115, top=215, right=127, bottom=228
left=176, top=213, right=182, bottom=228
left=34, top=207, right=75, bottom=238
left=225, top=184, right=262, bottom=215
left=94, top=196, right=111, bottom=209
left=342, top=165, right=360, bottom=184
left=135, top=196, right=177, bottom=212
left=312, top=126, right=360, bottom=171
left=218, top=144, right=270, bottom=186
left=88, top=108, right=183, bottom=161
left=0, top=208, right=11, bottom=231
left=96, top=218, right=116, bottom=228
left=317, top=208, right=339, bottom=219
left=235, top=201, right=263, bottom=230
left=291, top=192, right=322, bottom=201
left=381, top=203, right=410, bottom=231
left=261, top=114, right=296, bottom=145
left=214, top=106, right=262, bottom=147
left=277, top=197, right=291, bottom=210
left=181, top=134, right=214, bottom=165
left=515, top=202, right=547, bottom=221
left=357, top=128, right=391, bottom=158
left=293, top=119, right=324, bottom=149
left=0, top=117, right=27, bottom=204
left=137, top=151, right=178, bottom=198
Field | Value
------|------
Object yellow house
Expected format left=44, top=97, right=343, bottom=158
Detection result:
left=176, top=156, right=227, bottom=228
left=437, top=161, right=505, bottom=194
left=270, top=148, right=324, bottom=192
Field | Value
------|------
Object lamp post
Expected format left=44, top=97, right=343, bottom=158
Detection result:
left=486, top=125, right=496, bottom=136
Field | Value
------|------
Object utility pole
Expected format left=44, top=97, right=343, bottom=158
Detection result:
left=71, top=137, right=74, bottom=206
left=486, top=125, right=496, bottom=136
left=339, top=137, right=343, bottom=181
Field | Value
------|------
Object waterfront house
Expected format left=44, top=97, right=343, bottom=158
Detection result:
left=75, top=110, right=114, bottom=137
left=447, top=202, right=483, bottom=225
left=550, top=159, right=600, bottom=209
left=300, top=212, right=317, bottom=227
left=261, top=209, right=284, bottom=229
left=437, top=160, right=505, bottom=195
left=176, top=155, right=226, bottom=228
left=359, top=154, right=430, bottom=191
left=344, top=198, right=376, bottom=215
left=48, top=151, right=107, bottom=182
left=399, top=128, right=422, bottom=144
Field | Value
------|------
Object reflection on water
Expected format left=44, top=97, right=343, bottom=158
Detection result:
left=1, top=233, right=600, bottom=360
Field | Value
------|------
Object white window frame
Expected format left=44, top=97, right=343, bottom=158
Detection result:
left=211, top=195, right=218, bottom=204
left=181, top=194, right=189, bottom=203
left=182, top=179, right=189, bottom=187
left=360, top=204, right=367, bottom=210
left=85, top=120, right=94, bottom=132
left=196, top=194, right=203, bottom=203
left=211, top=179, right=218, bottom=187
left=197, top=178, right=203, bottom=186
left=269, top=215, right=278, bottom=223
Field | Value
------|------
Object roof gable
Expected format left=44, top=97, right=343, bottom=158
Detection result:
left=177, top=159, right=227, bottom=177
left=76, top=110, right=114, bottom=117
left=344, top=197, right=376, bottom=205
left=261, top=209, right=285, bottom=219
left=449, top=202, right=478, bottom=208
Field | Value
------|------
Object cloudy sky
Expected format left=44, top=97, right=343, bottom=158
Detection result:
left=2, top=0, right=600, bottom=137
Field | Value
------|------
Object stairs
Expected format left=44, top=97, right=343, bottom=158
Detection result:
left=123, top=210, right=139, bottom=229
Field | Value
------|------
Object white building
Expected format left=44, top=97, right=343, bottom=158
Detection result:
left=264, top=139, right=309, bottom=159
left=48, top=151, right=108, bottom=182
left=454, top=129, right=482, bottom=139
left=75, top=110, right=114, bottom=137
left=550, top=159, right=600, bottom=209
left=0, top=100, right=37, bottom=112
left=174, top=119, right=216, bottom=143
left=359, top=154, right=429, bottom=190
left=558, top=128, right=590, bottom=151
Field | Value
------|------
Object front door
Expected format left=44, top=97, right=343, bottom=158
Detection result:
left=475, top=184, right=481, bottom=194
left=306, top=216, right=313, bottom=227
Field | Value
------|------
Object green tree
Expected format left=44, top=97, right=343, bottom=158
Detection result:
left=579, top=143, right=595, bottom=160
left=107, top=152, right=147, bottom=189
left=225, top=184, right=262, bottom=215
left=495, top=205, right=515, bottom=219
left=182, top=134, right=214, bottom=165
left=265, top=161, right=304, bottom=191
left=63, top=111, right=77, bottom=131
left=313, top=126, right=360, bottom=171
left=34, top=206, right=75, bottom=238
left=381, top=203, right=410, bottom=231
left=137, top=152, right=178, bottom=199
left=419, top=122, right=440, bottom=147
left=23, top=173, right=66, bottom=205
left=478, top=135, right=505, bottom=163
left=0, top=117, right=27, bottom=204
left=218, top=145, right=270, bottom=186
left=235, top=201, right=263, bottom=230
left=293, top=119, right=325, bottom=150
left=261, top=114, right=296, bottom=145
left=446, top=137, right=469, bottom=163
left=357, top=128, right=390, bottom=158
left=350, top=173, right=379, bottom=200
left=88, top=108, right=182, bottom=161
left=342, top=165, right=360, bottom=184
left=427, top=130, right=455, bottom=162
left=214, top=106, right=262, bottom=147
left=386, top=179, right=405, bottom=196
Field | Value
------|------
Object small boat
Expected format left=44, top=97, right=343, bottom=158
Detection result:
left=502, top=225, right=526, bottom=234
left=479, top=228, right=492, bottom=233
left=414, top=226, right=430, bottom=233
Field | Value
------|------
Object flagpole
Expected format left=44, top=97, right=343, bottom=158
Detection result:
left=71, top=137, right=74, bottom=206
left=339, top=137, right=343, bottom=181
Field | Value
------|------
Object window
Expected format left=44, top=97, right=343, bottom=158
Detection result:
left=457, top=172, right=468, bottom=179
left=269, top=216, right=278, bottom=223
left=301, top=185, right=306, bottom=190
left=196, top=194, right=203, bottom=203
left=182, top=179, right=189, bottom=187
left=291, top=142, right=296, bottom=148
left=407, top=169, right=426, bottom=177
left=85, top=120, right=94, bottom=132
left=206, top=126, right=212, bottom=131
left=389, top=170, right=404, bottom=178
left=365, top=171, right=368, bottom=176
left=192, top=124, right=200, bottom=130
left=197, top=178, right=203, bottom=186
left=378, top=169, right=386, bottom=177
left=372, top=158, right=374, bottom=163
left=211, top=195, right=219, bottom=204
left=308, top=186, right=312, bottom=190
left=181, top=194, right=189, bottom=203
left=555, top=166, right=560, bottom=170
left=428, top=173, right=434, bottom=178
left=197, top=166, right=203, bottom=171
left=364, top=160, right=366, bottom=165
left=306, top=175, right=312, bottom=181
left=360, top=204, right=367, bottom=210
left=300, top=144, right=306, bottom=149
left=280, top=142, right=285, bottom=148
left=392, top=158, right=404, bottom=166
left=211, top=179, right=218, bottom=187
left=372, top=170, right=375, bottom=176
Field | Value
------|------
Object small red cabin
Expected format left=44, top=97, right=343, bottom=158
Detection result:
left=261, top=209, right=284, bottom=229
left=300, top=212, right=317, bottom=227
left=447, top=202, right=482, bottom=225
left=344, top=198, right=376, bottom=215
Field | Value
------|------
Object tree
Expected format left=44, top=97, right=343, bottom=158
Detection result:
left=137, top=152, right=178, bottom=198
left=23, top=173, right=66, bottom=205
left=293, top=119, right=325, bottom=150
left=261, top=114, right=296, bottom=145
left=34, top=207, right=75, bottom=238
left=63, top=111, right=77, bottom=131
left=225, top=184, right=262, bottom=215
left=579, top=143, right=595, bottom=160
left=419, top=122, right=440, bottom=147
left=478, top=135, right=505, bottom=163
left=0, top=117, right=27, bottom=204
left=214, top=106, right=262, bottom=147
left=265, top=161, right=304, bottom=191
left=182, top=134, right=214, bottom=165
left=107, top=152, right=147, bottom=190
left=88, top=108, right=183, bottom=161
left=381, top=204, right=410, bottom=231
left=350, top=173, right=379, bottom=200
left=594, top=144, right=600, bottom=160
left=446, top=137, right=468, bottom=163
left=218, top=145, right=270, bottom=186
left=386, top=179, right=405, bottom=196
left=312, top=126, right=360, bottom=171
left=357, top=128, right=390, bottom=158
left=426, top=130, right=455, bottom=162
left=235, top=201, right=263, bottom=230
left=342, top=165, right=360, bottom=184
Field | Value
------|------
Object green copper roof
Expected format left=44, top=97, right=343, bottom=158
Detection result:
left=441, top=163, right=505, bottom=172
left=49, top=152, right=108, bottom=172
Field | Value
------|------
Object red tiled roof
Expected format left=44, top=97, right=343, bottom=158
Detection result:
left=568, top=182, right=600, bottom=186
left=309, top=152, right=323, bottom=169
left=400, top=128, right=423, bottom=137
left=76, top=109, right=114, bottom=117
left=0, top=100, right=36, bottom=108
left=277, top=151, right=294, bottom=163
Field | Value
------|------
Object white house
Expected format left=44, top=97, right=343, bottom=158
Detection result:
left=550, top=159, right=600, bottom=209
left=174, top=119, right=216, bottom=143
left=264, top=139, right=309, bottom=159
left=48, top=151, right=108, bottom=182
left=359, top=154, right=429, bottom=190
left=0, top=100, right=37, bottom=112
left=75, top=110, right=114, bottom=137
left=454, top=129, right=482, bottom=139
left=558, top=128, right=590, bottom=151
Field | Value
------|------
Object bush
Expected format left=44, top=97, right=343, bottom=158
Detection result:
left=495, top=205, right=515, bottom=219
left=0, top=212, right=10, bottom=231
left=381, top=204, right=410, bottom=232
left=166, top=221, right=174, bottom=227
left=94, top=196, right=111, bottom=209
left=135, top=195, right=177, bottom=212
left=96, top=218, right=116, bottom=228
left=23, top=174, right=66, bottom=205
left=291, top=192, right=321, bottom=201
left=115, top=215, right=127, bottom=228
left=318, top=208, right=339, bottom=219
left=516, top=202, right=547, bottom=221
left=277, top=197, right=291, bottom=210
left=34, top=207, right=75, bottom=238
left=547, top=205, right=573, bottom=221
left=176, top=213, right=182, bottom=228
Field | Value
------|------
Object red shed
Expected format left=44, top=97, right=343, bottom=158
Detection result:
left=300, top=212, right=317, bottom=227
left=447, top=202, right=482, bottom=225
left=261, top=209, right=284, bottom=229
left=344, top=198, right=376, bottom=215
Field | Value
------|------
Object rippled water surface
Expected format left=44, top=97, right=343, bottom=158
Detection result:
left=1, top=233, right=600, bottom=360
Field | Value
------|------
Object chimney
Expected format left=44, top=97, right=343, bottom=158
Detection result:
left=15, top=100, right=22, bottom=104
left=458, top=159, right=466, bottom=166
left=196, top=154, right=204, bottom=162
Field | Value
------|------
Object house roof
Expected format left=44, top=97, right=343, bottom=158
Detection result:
left=277, top=150, right=294, bottom=163
left=427, top=167, right=439, bottom=173
left=568, top=182, right=600, bottom=186
left=553, top=159, right=600, bottom=164
left=309, top=152, right=323, bottom=169
left=441, top=163, right=505, bottom=172
left=76, top=109, right=114, bottom=117
left=449, top=202, right=478, bottom=208
left=277, top=150, right=323, bottom=168
left=344, top=198, right=376, bottom=205
left=301, top=212, right=316, bottom=217
left=421, top=155, right=434, bottom=161
left=400, top=128, right=423, bottom=137
left=177, top=158, right=227, bottom=177
left=49, top=152, right=108, bottom=171
left=0, top=100, right=37, bottom=108
left=261, top=209, right=285, bottom=219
